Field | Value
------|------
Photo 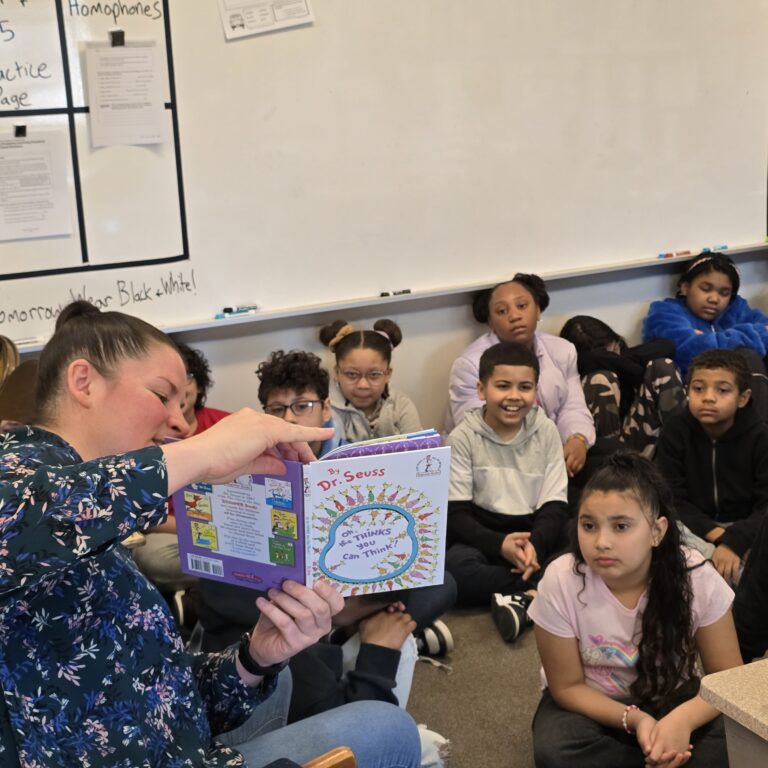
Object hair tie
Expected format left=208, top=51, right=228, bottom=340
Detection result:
left=375, top=329, right=392, bottom=346
left=328, top=323, right=355, bottom=351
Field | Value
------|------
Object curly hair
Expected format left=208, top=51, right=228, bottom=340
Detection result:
left=256, top=350, right=330, bottom=406
left=572, top=452, right=699, bottom=714
left=472, top=273, right=550, bottom=324
left=176, top=342, right=213, bottom=410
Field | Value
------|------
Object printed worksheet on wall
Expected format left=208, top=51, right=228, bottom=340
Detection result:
left=216, top=0, right=315, bottom=41
left=174, top=431, right=450, bottom=596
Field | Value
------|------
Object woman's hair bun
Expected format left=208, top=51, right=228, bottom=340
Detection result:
left=55, top=300, right=101, bottom=331
left=372, top=318, right=402, bottom=348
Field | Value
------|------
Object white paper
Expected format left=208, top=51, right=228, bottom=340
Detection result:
left=217, top=0, right=314, bottom=41
left=0, top=132, right=72, bottom=242
left=85, top=43, right=166, bottom=148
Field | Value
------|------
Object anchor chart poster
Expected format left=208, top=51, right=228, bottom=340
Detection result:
left=173, top=440, right=450, bottom=596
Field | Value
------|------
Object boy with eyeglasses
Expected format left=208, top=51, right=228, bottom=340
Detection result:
left=257, top=349, right=347, bottom=457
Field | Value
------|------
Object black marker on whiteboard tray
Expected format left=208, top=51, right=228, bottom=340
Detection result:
left=392, top=289, right=411, bottom=295
left=215, top=305, right=259, bottom=319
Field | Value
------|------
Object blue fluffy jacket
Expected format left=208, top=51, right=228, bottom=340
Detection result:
left=642, top=296, right=768, bottom=377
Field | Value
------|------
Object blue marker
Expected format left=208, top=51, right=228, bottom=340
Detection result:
left=702, top=245, right=728, bottom=253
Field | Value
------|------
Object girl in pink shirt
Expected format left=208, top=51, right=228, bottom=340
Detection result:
left=529, top=453, right=740, bottom=768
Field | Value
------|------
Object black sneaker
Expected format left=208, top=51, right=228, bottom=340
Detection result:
left=491, top=592, right=533, bottom=643
left=414, top=619, right=454, bottom=658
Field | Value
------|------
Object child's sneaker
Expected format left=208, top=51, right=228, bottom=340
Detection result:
left=491, top=592, right=533, bottom=643
left=415, top=619, right=454, bottom=658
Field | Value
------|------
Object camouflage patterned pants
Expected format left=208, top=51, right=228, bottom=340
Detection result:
left=582, top=358, right=686, bottom=458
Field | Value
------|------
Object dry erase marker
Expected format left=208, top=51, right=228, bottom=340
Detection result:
left=222, top=304, right=259, bottom=313
left=215, top=308, right=258, bottom=319
left=703, top=245, right=728, bottom=252
left=393, top=289, right=411, bottom=295
left=12, top=336, right=42, bottom=345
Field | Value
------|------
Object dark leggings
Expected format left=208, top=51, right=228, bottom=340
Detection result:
left=445, top=542, right=538, bottom=606
left=532, top=682, right=727, bottom=768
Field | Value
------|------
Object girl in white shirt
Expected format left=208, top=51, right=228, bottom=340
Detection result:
left=529, top=453, right=741, bottom=768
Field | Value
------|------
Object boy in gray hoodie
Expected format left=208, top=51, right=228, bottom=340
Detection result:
left=445, top=341, right=570, bottom=641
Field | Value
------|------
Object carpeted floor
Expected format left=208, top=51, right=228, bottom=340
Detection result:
left=407, top=607, right=541, bottom=768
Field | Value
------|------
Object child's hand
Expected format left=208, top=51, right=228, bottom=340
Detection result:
left=711, top=543, right=741, bottom=585
left=633, top=711, right=657, bottom=755
left=359, top=610, right=416, bottom=651
left=501, top=532, right=531, bottom=569
left=693, top=329, right=704, bottom=335
left=512, top=541, right=540, bottom=581
left=563, top=436, right=587, bottom=477
left=642, top=711, right=693, bottom=767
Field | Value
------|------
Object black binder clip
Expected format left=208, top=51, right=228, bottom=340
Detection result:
left=109, top=28, right=125, bottom=47
left=14, top=125, right=26, bottom=138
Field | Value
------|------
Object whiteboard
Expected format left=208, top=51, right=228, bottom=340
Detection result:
left=0, top=0, right=766, bottom=340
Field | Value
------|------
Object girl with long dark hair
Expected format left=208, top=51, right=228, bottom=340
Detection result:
left=530, top=453, right=741, bottom=767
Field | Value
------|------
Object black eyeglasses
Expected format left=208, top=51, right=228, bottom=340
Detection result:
left=264, top=400, right=322, bottom=418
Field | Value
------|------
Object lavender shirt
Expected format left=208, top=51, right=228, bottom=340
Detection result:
left=446, top=330, right=595, bottom=446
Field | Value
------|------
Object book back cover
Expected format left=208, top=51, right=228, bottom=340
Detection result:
left=174, top=461, right=306, bottom=592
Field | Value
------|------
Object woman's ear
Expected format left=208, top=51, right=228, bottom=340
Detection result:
left=65, top=358, right=100, bottom=408
left=652, top=516, right=669, bottom=547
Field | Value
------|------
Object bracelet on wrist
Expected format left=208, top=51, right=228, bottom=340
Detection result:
left=622, top=704, right=639, bottom=734
left=237, top=632, right=289, bottom=678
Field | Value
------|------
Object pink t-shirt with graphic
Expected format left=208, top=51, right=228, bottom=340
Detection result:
left=528, top=550, right=734, bottom=699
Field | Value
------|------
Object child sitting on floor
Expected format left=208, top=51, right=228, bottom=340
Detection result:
left=655, top=349, right=768, bottom=586
left=319, top=319, right=422, bottom=441
left=530, top=453, right=741, bottom=768
left=445, top=341, right=569, bottom=642
left=643, top=252, right=768, bottom=419
left=560, top=315, right=685, bottom=457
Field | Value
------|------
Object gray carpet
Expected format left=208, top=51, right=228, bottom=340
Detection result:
left=407, top=607, right=541, bottom=768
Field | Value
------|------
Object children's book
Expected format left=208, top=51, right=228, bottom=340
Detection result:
left=173, top=431, right=450, bottom=597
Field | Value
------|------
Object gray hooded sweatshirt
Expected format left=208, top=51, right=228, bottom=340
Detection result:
left=446, top=406, right=569, bottom=561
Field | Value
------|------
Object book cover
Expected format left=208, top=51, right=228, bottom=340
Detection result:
left=173, top=440, right=449, bottom=596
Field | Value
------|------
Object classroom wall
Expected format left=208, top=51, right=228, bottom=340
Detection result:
left=173, top=254, right=768, bottom=431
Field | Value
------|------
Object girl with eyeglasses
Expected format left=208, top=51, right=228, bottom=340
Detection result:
left=319, top=319, right=422, bottom=442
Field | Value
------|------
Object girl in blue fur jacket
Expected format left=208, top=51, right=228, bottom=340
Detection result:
left=643, top=253, right=768, bottom=379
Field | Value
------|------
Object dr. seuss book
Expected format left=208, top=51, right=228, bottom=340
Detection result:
left=173, top=431, right=450, bottom=596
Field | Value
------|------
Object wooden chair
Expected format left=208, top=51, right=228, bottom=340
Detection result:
left=304, top=747, right=356, bottom=768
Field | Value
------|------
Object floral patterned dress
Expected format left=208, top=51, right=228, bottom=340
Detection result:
left=0, top=427, right=274, bottom=768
